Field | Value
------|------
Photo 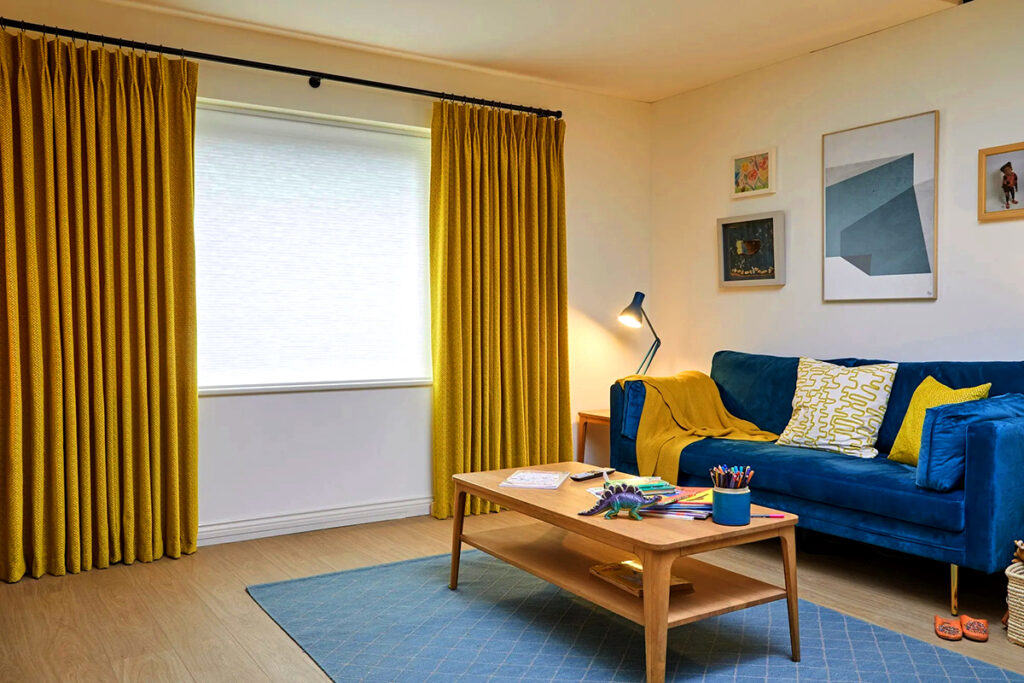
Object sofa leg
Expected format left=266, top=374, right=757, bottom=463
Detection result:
left=950, top=564, right=959, bottom=616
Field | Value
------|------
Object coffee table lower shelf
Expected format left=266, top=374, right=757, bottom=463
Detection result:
left=460, top=521, right=787, bottom=628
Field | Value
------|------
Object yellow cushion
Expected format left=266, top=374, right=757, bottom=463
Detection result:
left=888, top=376, right=991, bottom=465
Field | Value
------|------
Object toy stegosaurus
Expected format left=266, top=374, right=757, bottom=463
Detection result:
left=578, top=484, right=662, bottom=520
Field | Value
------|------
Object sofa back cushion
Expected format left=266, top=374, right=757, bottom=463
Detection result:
left=711, top=350, right=1024, bottom=453
left=876, top=361, right=1024, bottom=453
left=710, top=351, right=799, bottom=434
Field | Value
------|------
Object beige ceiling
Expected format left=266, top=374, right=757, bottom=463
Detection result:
left=115, top=0, right=955, bottom=102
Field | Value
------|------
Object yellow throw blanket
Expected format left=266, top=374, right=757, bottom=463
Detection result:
left=619, top=371, right=778, bottom=483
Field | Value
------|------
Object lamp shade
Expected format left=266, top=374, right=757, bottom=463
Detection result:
left=618, top=291, right=645, bottom=328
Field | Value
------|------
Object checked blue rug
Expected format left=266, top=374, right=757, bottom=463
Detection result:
left=247, top=551, right=1023, bottom=682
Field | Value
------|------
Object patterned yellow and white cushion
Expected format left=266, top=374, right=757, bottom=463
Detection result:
left=776, top=357, right=898, bottom=458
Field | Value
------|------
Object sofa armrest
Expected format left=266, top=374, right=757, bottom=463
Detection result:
left=609, top=382, right=641, bottom=475
left=963, top=417, right=1024, bottom=573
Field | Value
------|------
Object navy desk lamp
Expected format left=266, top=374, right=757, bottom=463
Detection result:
left=618, top=291, right=660, bottom=375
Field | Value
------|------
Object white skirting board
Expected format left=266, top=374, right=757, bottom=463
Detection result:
left=196, top=496, right=434, bottom=546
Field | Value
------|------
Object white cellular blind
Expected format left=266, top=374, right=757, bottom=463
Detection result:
left=194, top=106, right=431, bottom=388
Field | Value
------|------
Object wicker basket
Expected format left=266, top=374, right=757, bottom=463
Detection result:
left=1008, top=562, right=1024, bottom=647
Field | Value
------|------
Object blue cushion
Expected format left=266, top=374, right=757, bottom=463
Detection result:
left=917, top=393, right=1024, bottom=492
left=710, top=351, right=798, bottom=435
left=610, top=384, right=638, bottom=474
left=876, top=360, right=1024, bottom=453
left=678, top=438, right=964, bottom=532
left=620, top=381, right=646, bottom=441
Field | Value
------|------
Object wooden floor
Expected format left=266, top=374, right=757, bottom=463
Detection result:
left=1, top=512, right=1021, bottom=680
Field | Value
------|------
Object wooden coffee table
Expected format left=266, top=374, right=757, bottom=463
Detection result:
left=449, top=461, right=799, bottom=683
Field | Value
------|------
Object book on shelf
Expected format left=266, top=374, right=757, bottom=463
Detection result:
left=498, top=470, right=569, bottom=489
left=589, top=560, right=695, bottom=597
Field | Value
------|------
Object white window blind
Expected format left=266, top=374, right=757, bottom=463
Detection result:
left=194, top=104, right=431, bottom=390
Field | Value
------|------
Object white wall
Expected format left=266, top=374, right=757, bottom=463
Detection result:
left=650, top=0, right=1024, bottom=374
left=12, top=0, right=653, bottom=538
left=24, top=0, right=1001, bottom=538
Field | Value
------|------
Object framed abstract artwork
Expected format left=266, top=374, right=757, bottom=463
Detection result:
left=732, top=148, right=775, bottom=198
left=822, top=111, right=938, bottom=302
left=717, top=211, right=786, bottom=287
left=978, top=141, right=1024, bottom=222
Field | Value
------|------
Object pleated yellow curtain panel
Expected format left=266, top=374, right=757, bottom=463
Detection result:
left=430, top=101, right=571, bottom=518
left=0, top=31, right=199, bottom=582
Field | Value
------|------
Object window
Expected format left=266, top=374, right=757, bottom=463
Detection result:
left=194, top=103, right=431, bottom=391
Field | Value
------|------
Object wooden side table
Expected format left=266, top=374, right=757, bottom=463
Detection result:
left=576, top=409, right=611, bottom=462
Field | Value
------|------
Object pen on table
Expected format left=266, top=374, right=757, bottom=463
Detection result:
left=751, top=513, right=785, bottom=518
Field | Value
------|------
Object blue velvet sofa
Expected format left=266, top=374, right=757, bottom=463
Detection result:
left=610, top=351, right=1024, bottom=594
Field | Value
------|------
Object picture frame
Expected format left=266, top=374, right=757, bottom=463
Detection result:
left=731, top=148, right=776, bottom=199
left=978, top=141, right=1024, bottom=222
left=822, top=111, right=938, bottom=302
left=717, top=210, right=786, bottom=287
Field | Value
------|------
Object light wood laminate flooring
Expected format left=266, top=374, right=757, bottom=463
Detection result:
left=1, top=512, right=1020, bottom=681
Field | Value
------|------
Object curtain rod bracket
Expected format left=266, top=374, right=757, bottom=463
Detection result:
left=308, top=75, right=321, bottom=89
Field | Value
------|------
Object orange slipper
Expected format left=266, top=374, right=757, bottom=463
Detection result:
left=934, top=615, right=962, bottom=641
left=960, top=615, right=988, bottom=642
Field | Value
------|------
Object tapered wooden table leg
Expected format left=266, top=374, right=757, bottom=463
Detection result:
left=449, top=485, right=467, bottom=590
left=780, top=526, right=800, bottom=662
left=576, top=418, right=588, bottom=462
left=641, top=550, right=674, bottom=683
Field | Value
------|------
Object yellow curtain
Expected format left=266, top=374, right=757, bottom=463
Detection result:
left=0, top=31, right=199, bottom=582
left=429, top=101, right=571, bottom=518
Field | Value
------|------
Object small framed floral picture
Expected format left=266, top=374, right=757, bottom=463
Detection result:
left=732, top=148, right=776, bottom=199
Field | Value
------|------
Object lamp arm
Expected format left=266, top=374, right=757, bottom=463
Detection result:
left=641, top=307, right=660, bottom=344
left=637, top=337, right=661, bottom=375
left=635, top=306, right=661, bottom=375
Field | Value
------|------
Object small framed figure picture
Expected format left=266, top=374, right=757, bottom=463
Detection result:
left=978, top=141, right=1024, bottom=222
left=732, top=148, right=776, bottom=198
left=717, top=211, right=786, bottom=287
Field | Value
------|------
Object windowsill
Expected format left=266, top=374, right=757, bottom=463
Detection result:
left=198, top=378, right=432, bottom=397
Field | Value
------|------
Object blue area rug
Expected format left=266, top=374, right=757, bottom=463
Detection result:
left=247, top=551, right=1022, bottom=682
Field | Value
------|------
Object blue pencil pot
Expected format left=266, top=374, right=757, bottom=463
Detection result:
left=712, top=487, right=751, bottom=526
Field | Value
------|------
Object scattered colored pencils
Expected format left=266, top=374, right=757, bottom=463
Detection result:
left=710, top=465, right=753, bottom=489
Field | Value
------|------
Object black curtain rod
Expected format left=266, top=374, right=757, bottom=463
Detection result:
left=0, top=17, right=562, bottom=119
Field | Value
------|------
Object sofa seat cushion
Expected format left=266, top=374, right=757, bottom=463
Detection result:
left=678, top=438, right=965, bottom=532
